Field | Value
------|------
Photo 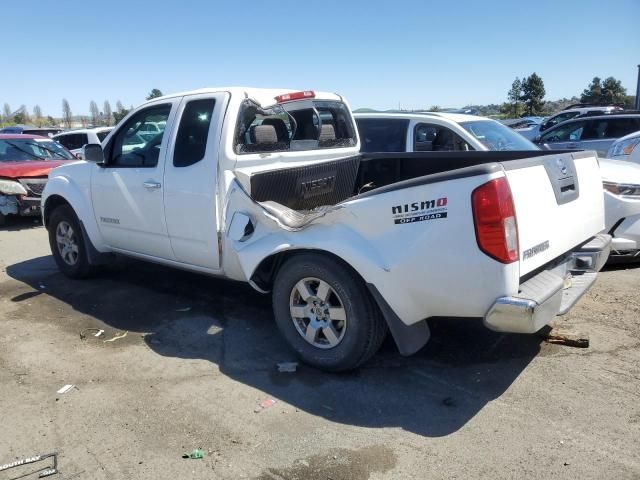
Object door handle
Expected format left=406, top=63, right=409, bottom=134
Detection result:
left=566, top=143, right=578, bottom=149
left=143, top=181, right=162, bottom=189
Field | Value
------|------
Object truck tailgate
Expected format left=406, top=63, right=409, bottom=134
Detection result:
left=504, top=151, right=604, bottom=276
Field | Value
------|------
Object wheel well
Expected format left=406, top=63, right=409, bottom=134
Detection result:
left=250, top=249, right=361, bottom=292
left=43, top=195, right=71, bottom=228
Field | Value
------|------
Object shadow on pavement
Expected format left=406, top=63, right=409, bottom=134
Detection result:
left=6, top=255, right=542, bottom=437
left=0, top=215, right=43, bottom=232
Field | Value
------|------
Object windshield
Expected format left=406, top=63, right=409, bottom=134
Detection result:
left=235, top=99, right=357, bottom=154
left=460, top=120, right=539, bottom=151
left=0, top=138, right=75, bottom=161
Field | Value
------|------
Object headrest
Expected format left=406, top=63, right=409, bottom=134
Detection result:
left=261, top=118, right=289, bottom=141
left=319, top=124, right=336, bottom=141
left=250, top=124, right=278, bottom=144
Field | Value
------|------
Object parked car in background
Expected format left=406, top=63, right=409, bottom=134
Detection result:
left=0, top=134, right=76, bottom=225
left=53, top=127, right=114, bottom=159
left=355, top=112, right=539, bottom=153
left=534, top=113, right=640, bottom=157
left=355, top=112, right=639, bottom=262
left=607, top=130, right=640, bottom=164
left=517, top=104, right=623, bottom=140
left=42, top=87, right=609, bottom=371
left=137, top=122, right=164, bottom=141
left=599, top=158, right=640, bottom=261
left=502, top=117, right=541, bottom=130
left=0, top=125, right=64, bottom=137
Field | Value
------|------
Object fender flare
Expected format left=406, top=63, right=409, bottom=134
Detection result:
left=42, top=175, right=107, bottom=254
left=235, top=226, right=431, bottom=356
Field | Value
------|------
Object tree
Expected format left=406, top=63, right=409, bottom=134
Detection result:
left=427, top=105, right=441, bottom=112
left=19, top=105, right=30, bottom=124
left=103, top=100, right=112, bottom=126
left=62, top=98, right=72, bottom=128
left=113, top=100, right=128, bottom=124
left=521, top=73, right=546, bottom=115
left=89, top=100, right=100, bottom=126
left=13, top=110, right=26, bottom=125
left=507, top=77, right=523, bottom=117
left=1, top=103, right=10, bottom=125
left=46, top=116, right=56, bottom=126
left=580, top=76, right=627, bottom=105
left=146, top=88, right=163, bottom=100
left=581, top=77, right=602, bottom=104
left=33, top=105, right=43, bottom=126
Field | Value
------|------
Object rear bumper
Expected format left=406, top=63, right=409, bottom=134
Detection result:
left=484, top=234, right=611, bottom=334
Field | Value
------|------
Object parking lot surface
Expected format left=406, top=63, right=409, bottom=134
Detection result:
left=1, top=219, right=639, bottom=479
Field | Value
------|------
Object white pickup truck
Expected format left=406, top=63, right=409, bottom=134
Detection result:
left=42, top=88, right=611, bottom=371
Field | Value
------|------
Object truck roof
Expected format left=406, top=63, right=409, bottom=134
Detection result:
left=146, top=87, right=343, bottom=109
left=353, top=112, right=482, bottom=123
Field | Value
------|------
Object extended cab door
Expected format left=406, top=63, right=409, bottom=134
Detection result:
left=91, top=100, right=178, bottom=259
left=163, top=92, right=229, bottom=269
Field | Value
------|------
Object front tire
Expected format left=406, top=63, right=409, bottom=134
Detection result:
left=272, top=253, right=387, bottom=371
left=48, top=205, right=95, bottom=278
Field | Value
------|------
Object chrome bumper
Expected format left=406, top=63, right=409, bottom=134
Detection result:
left=484, top=234, right=611, bottom=334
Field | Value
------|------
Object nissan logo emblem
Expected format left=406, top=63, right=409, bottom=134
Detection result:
left=556, top=158, right=568, bottom=175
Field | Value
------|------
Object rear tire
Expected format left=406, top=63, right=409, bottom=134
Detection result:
left=272, top=253, right=387, bottom=371
left=48, top=205, right=95, bottom=279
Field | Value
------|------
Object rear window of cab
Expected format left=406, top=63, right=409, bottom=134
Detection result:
left=234, top=100, right=357, bottom=154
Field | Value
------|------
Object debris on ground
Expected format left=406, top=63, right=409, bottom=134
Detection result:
left=182, top=449, right=204, bottom=459
left=56, top=384, right=75, bottom=395
left=0, top=452, right=58, bottom=477
left=103, top=331, right=128, bottom=343
left=277, top=362, right=298, bottom=373
left=541, top=329, right=589, bottom=348
left=79, top=328, right=104, bottom=340
left=175, top=307, right=192, bottom=312
left=254, top=398, right=277, bottom=413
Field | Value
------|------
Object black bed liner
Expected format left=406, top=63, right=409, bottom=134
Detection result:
left=249, top=150, right=589, bottom=211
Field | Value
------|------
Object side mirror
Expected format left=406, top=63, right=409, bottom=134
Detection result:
left=83, top=144, right=105, bottom=164
left=540, top=143, right=552, bottom=151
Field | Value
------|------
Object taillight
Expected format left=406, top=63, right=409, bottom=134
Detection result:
left=274, top=91, right=315, bottom=103
left=472, top=177, right=519, bottom=263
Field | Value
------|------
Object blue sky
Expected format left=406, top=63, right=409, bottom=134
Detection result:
left=2, top=0, right=639, bottom=116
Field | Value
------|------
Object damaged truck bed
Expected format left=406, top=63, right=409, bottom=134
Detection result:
left=42, top=87, right=610, bottom=371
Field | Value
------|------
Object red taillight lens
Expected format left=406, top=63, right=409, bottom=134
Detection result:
left=472, top=177, right=519, bottom=263
left=274, top=91, right=315, bottom=103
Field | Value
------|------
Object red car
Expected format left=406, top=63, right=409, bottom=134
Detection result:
left=0, top=134, right=76, bottom=225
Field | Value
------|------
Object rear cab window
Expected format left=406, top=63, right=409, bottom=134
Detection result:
left=356, top=118, right=409, bottom=152
left=235, top=99, right=356, bottom=154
